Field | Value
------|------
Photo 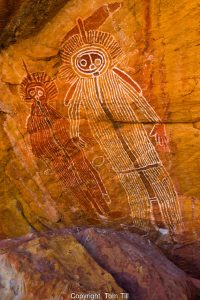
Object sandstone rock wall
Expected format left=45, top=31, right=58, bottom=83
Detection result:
left=0, top=0, right=199, bottom=239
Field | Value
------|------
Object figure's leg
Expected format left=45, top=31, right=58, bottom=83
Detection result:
left=119, top=123, right=160, bottom=167
left=143, top=165, right=183, bottom=232
left=72, top=153, right=110, bottom=214
left=51, top=156, right=104, bottom=217
left=118, top=125, right=183, bottom=233
left=91, top=122, right=136, bottom=172
left=119, top=171, right=152, bottom=232
left=70, top=186, right=104, bottom=216
left=89, top=124, right=156, bottom=228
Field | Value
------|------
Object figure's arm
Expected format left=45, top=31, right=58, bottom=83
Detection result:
left=113, top=67, right=161, bottom=123
left=113, top=67, right=167, bottom=146
left=64, top=81, right=78, bottom=105
left=61, top=2, right=122, bottom=44
left=68, top=95, right=81, bottom=138
left=67, top=86, right=86, bottom=149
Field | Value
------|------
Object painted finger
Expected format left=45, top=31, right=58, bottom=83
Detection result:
left=163, top=136, right=168, bottom=146
left=155, top=134, right=159, bottom=144
left=150, top=128, right=156, bottom=137
left=157, top=136, right=161, bottom=145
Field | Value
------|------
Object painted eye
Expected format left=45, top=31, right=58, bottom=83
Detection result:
left=28, top=89, right=35, bottom=96
left=79, top=59, right=87, bottom=67
left=38, top=90, right=44, bottom=97
left=94, top=58, right=101, bottom=66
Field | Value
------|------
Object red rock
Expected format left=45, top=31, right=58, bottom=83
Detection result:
left=0, top=228, right=199, bottom=299
left=167, top=241, right=200, bottom=279
left=75, top=228, right=197, bottom=300
left=0, top=230, right=123, bottom=300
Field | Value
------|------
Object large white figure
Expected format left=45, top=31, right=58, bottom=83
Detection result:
left=59, top=17, right=182, bottom=234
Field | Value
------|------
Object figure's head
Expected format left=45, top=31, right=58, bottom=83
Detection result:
left=20, top=64, right=58, bottom=105
left=26, top=83, right=47, bottom=102
left=59, top=18, right=123, bottom=82
left=72, top=46, right=110, bottom=78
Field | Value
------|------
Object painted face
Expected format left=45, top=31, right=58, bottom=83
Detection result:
left=26, top=84, right=46, bottom=102
left=72, top=47, right=110, bottom=78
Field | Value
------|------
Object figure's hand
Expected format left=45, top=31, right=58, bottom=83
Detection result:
left=71, top=137, right=87, bottom=149
left=150, top=124, right=168, bottom=147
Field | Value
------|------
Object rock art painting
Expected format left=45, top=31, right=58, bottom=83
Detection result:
left=13, top=2, right=191, bottom=236
left=0, top=0, right=200, bottom=298
left=0, top=0, right=199, bottom=237
left=59, top=6, right=183, bottom=234
left=20, top=63, right=110, bottom=219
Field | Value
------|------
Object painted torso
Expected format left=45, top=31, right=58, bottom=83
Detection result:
left=79, top=70, right=139, bottom=123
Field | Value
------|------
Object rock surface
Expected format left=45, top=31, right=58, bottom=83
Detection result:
left=0, top=0, right=70, bottom=49
left=166, top=241, right=200, bottom=280
left=75, top=228, right=196, bottom=299
left=0, top=228, right=198, bottom=300
left=0, top=230, right=124, bottom=300
left=0, top=0, right=200, bottom=297
left=0, top=0, right=199, bottom=240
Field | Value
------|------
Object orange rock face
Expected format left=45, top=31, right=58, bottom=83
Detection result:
left=0, top=1, right=200, bottom=297
left=0, top=0, right=199, bottom=242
